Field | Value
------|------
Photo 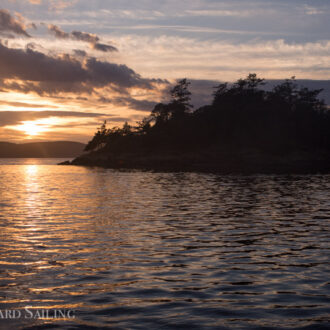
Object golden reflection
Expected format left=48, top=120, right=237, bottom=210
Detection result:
left=25, top=164, right=38, bottom=176
left=17, top=165, right=43, bottom=240
left=24, top=165, right=40, bottom=214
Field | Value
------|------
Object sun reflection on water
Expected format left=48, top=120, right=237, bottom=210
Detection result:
left=0, top=163, right=329, bottom=329
left=25, top=164, right=38, bottom=176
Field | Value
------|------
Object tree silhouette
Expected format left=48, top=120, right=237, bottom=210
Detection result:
left=170, top=78, right=192, bottom=108
left=85, top=120, right=109, bottom=152
left=136, top=117, right=152, bottom=134
left=85, top=74, right=330, bottom=157
left=168, top=78, right=193, bottom=118
left=151, top=103, right=171, bottom=124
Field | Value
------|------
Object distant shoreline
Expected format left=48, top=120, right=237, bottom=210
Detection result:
left=0, top=141, right=85, bottom=158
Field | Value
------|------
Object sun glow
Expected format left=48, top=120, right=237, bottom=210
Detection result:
left=17, top=121, right=48, bottom=136
left=13, top=117, right=61, bottom=138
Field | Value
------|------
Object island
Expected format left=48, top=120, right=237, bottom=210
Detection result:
left=62, top=74, right=330, bottom=174
left=0, top=141, right=86, bottom=158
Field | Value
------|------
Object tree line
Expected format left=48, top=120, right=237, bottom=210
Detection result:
left=85, top=74, right=330, bottom=154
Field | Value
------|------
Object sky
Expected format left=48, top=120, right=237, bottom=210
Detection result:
left=0, top=0, right=329, bottom=143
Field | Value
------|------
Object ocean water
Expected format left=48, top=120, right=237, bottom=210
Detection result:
left=0, top=159, right=329, bottom=329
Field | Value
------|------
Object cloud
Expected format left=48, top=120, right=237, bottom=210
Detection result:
left=49, top=0, right=79, bottom=11
left=48, top=24, right=69, bottom=38
left=111, top=35, right=330, bottom=81
left=0, top=9, right=30, bottom=37
left=116, top=24, right=286, bottom=36
left=92, top=43, right=118, bottom=53
left=0, top=100, right=57, bottom=108
left=73, top=49, right=87, bottom=57
left=304, top=5, right=324, bottom=15
left=48, top=24, right=117, bottom=52
left=0, top=110, right=106, bottom=127
left=183, top=9, right=262, bottom=17
left=85, top=57, right=152, bottom=88
left=48, top=25, right=98, bottom=43
left=71, top=30, right=99, bottom=43
left=0, top=42, right=160, bottom=96
left=98, top=96, right=157, bottom=111
left=0, top=43, right=87, bottom=83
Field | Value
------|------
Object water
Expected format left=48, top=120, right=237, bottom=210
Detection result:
left=0, top=159, right=329, bottom=329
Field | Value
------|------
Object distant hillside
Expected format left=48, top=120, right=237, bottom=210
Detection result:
left=0, top=141, right=86, bottom=158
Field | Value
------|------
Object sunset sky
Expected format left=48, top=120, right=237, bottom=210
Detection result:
left=0, top=0, right=329, bottom=142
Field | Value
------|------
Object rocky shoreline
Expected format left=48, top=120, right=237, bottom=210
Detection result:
left=59, top=148, right=330, bottom=174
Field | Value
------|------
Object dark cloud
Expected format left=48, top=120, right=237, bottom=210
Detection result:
left=0, top=42, right=158, bottom=95
left=48, top=24, right=69, bottom=39
left=73, top=49, right=87, bottom=57
left=48, top=24, right=117, bottom=52
left=85, top=57, right=151, bottom=88
left=98, top=96, right=157, bottom=111
left=71, top=30, right=99, bottom=43
left=0, top=9, right=30, bottom=37
left=128, top=98, right=157, bottom=111
left=0, top=79, right=91, bottom=96
left=0, top=43, right=86, bottom=83
left=92, top=43, right=118, bottom=53
left=0, top=110, right=106, bottom=127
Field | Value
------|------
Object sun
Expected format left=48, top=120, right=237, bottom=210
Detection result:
left=12, top=117, right=64, bottom=138
left=15, top=120, right=50, bottom=137
left=20, top=121, right=42, bottom=136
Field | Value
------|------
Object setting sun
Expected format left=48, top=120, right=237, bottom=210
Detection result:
left=18, top=121, right=45, bottom=136
left=14, top=118, right=59, bottom=137
left=19, top=121, right=44, bottom=136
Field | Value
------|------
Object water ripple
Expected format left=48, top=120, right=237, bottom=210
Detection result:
left=0, top=159, right=329, bottom=329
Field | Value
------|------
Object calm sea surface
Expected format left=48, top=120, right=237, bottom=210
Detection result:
left=0, top=159, right=329, bottom=329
